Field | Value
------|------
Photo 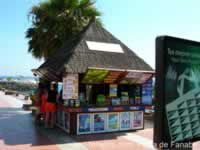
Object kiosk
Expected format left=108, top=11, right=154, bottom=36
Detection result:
left=33, top=22, right=154, bottom=135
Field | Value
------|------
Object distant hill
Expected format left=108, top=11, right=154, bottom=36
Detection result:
left=0, top=75, right=38, bottom=83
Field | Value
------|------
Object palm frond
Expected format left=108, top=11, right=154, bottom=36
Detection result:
left=26, top=0, right=102, bottom=60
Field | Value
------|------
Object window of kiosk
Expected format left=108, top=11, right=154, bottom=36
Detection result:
left=90, top=84, right=109, bottom=106
left=117, top=84, right=142, bottom=105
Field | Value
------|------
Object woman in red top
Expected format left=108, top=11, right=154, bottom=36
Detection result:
left=45, top=83, right=58, bottom=128
left=40, top=88, right=48, bottom=117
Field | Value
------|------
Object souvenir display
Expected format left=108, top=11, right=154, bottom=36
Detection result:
left=69, top=99, right=75, bottom=107
left=79, top=93, right=85, bottom=104
left=111, top=97, right=121, bottom=106
left=57, top=82, right=63, bottom=93
left=129, top=97, right=135, bottom=105
left=75, top=100, right=80, bottom=107
left=135, top=86, right=141, bottom=105
left=142, top=79, right=153, bottom=105
left=109, top=84, right=117, bottom=97
left=121, top=92, right=129, bottom=105
left=96, top=94, right=106, bottom=106
left=58, top=69, right=151, bottom=135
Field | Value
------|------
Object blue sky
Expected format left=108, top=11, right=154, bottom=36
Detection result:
left=0, top=0, right=200, bottom=76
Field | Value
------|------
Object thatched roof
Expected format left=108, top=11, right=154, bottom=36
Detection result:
left=33, top=22, right=153, bottom=81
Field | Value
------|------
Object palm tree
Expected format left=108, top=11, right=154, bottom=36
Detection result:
left=26, top=0, right=102, bottom=60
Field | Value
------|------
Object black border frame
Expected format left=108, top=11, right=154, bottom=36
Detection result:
left=154, top=35, right=200, bottom=149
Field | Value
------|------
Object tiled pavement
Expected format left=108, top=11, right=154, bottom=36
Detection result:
left=0, top=92, right=59, bottom=150
left=1, top=91, right=200, bottom=150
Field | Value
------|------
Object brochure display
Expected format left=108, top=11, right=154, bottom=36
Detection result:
left=63, top=74, right=78, bottom=100
left=107, top=113, right=119, bottom=131
left=77, top=113, right=92, bottom=134
left=93, top=113, right=106, bottom=133
left=120, top=112, right=131, bottom=130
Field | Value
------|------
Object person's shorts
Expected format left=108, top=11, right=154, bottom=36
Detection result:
left=45, top=102, right=56, bottom=113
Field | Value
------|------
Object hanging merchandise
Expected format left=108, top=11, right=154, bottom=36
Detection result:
left=142, top=79, right=153, bottom=105
left=57, top=82, right=63, bottom=93
left=75, top=100, right=80, bottom=107
left=121, top=92, right=129, bottom=105
left=110, top=84, right=117, bottom=97
left=135, top=85, right=141, bottom=105
left=79, top=92, right=86, bottom=105
left=96, top=94, right=106, bottom=106
left=111, top=97, right=121, bottom=106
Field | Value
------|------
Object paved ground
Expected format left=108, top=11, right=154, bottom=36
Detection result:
left=0, top=91, right=200, bottom=150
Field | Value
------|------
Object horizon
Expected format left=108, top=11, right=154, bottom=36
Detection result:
left=1, top=0, right=200, bottom=76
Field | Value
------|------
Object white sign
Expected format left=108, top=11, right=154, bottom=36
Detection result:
left=63, top=74, right=78, bottom=100
left=88, top=108, right=109, bottom=112
left=86, top=41, right=124, bottom=53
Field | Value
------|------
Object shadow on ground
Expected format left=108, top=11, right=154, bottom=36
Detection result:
left=0, top=107, right=56, bottom=147
left=0, top=107, right=154, bottom=147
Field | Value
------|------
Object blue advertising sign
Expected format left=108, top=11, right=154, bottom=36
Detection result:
left=94, top=113, right=106, bottom=132
left=77, top=114, right=91, bottom=134
left=107, top=113, right=119, bottom=131
left=120, top=112, right=131, bottom=130
left=142, top=79, right=153, bottom=105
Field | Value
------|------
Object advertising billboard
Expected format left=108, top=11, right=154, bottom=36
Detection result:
left=131, top=111, right=143, bottom=129
left=154, top=36, right=200, bottom=149
left=93, top=113, right=106, bottom=133
left=120, top=112, right=131, bottom=130
left=107, top=113, right=119, bottom=131
left=77, top=114, right=92, bottom=134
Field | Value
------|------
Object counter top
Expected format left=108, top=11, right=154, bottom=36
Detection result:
left=57, top=104, right=146, bottom=113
